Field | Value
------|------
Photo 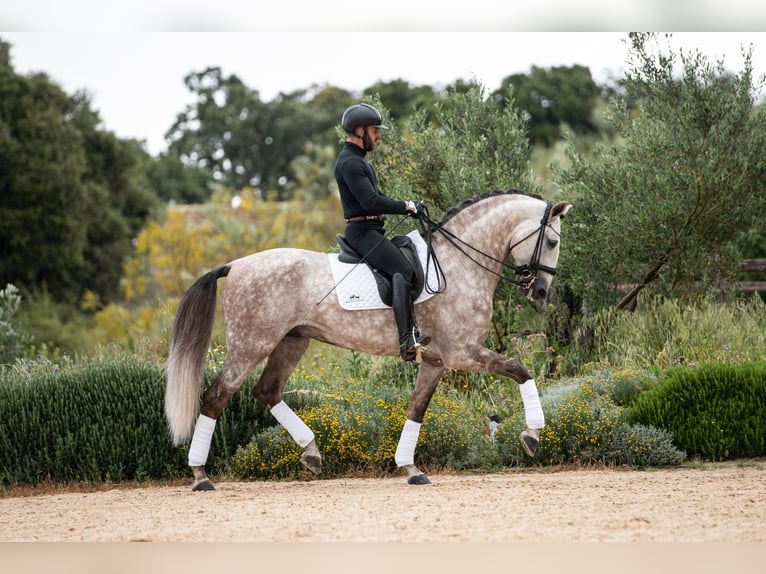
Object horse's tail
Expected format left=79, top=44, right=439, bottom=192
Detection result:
left=165, top=265, right=231, bottom=445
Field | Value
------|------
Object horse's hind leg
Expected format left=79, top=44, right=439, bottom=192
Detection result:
left=251, top=334, right=321, bottom=474
left=188, top=360, right=255, bottom=491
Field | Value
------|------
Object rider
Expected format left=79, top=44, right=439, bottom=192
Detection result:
left=334, top=103, right=431, bottom=361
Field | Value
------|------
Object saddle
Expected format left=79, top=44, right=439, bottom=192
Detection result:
left=336, top=234, right=425, bottom=307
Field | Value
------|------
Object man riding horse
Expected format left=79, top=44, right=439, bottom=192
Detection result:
left=334, top=103, right=431, bottom=361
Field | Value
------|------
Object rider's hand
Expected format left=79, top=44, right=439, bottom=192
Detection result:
left=405, top=200, right=425, bottom=218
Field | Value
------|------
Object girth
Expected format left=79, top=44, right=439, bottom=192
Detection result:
left=336, top=234, right=425, bottom=307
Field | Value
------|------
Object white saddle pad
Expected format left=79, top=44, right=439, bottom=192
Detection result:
left=327, top=230, right=441, bottom=311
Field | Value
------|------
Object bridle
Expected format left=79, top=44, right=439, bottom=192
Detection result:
left=417, top=201, right=559, bottom=293
left=508, top=201, right=559, bottom=290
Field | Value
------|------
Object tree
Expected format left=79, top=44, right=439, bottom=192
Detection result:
left=144, top=152, right=211, bottom=204
left=0, top=38, right=160, bottom=305
left=556, top=32, right=766, bottom=313
left=363, top=79, right=439, bottom=123
left=0, top=39, right=90, bottom=302
left=166, top=68, right=348, bottom=197
left=70, top=100, right=161, bottom=302
left=495, top=65, right=602, bottom=146
left=379, top=83, right=538, bottom=212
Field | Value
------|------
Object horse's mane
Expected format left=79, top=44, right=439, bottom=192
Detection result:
left=438, top=189, right=544, bottom=225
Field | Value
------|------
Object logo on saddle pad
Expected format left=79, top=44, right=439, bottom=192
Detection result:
left=327, top=231, right=439, bottom=311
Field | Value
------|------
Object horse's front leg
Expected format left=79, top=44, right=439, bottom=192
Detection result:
left=395, top=360, right=445, bottom=485
left=448, top=346, right=545, bottom=457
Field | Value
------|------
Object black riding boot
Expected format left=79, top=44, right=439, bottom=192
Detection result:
left=392, top=273, right=431, bottom=361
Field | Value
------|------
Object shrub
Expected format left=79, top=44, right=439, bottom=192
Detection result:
left=609, top=371, right=658, bottom=407
left=629, top=362, right=766, bottom=461
left=227, top=378, right=497, bottom=480
left=0, top=284, right=32, bottom=365
left=494, top=373, right=686, bottom=467
left=0, top=355, right=187, bottom=485
left=602, top=424, right=686, bottom=467
left=1, top=348, right=698, bottom=488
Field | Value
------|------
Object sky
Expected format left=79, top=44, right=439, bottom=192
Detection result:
left=2, top=5, right=765, bottom=156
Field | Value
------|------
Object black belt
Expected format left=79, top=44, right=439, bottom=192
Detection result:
left=345, top=215, right=386, bottom=223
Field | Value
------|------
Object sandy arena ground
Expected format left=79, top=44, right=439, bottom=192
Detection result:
left=1, top=461, right=764, bottom=543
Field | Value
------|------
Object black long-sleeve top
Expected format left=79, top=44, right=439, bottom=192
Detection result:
left=334, top=142, right=408, bottom=220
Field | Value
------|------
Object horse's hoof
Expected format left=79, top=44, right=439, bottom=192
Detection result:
left=192, top=479, right=215, bottom=492
left=407, top=473, right=432, bottom=485
left=301, top=453, right=322, bottom=474
left=520, top=429, right=540, bottom=457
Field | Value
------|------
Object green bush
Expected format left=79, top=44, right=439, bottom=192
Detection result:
left=609, top=371, right=658, bottom=407
left=494, top=373, right=686, bottom=467
left=227, top=381, right=498, bottom=480
left=602, top=424, right=686, bottom=467
left=629, top=362, right=766, bottom=461
left=0, top=355, right=186, bottom=484
left=0, top=284, right=32, bottom=365
left=2, top=349, right=714, bottom=488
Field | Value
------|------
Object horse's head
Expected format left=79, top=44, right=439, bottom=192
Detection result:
left=510, top=200, right=572, bottom=300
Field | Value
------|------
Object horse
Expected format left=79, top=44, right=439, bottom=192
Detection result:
left=165, top=189, right=572, bottom=490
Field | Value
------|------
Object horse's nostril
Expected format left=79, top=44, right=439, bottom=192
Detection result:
left=536, top=288, right=547, bottom=299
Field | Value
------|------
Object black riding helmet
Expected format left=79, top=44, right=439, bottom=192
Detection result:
left=341, top=103, right=389, bottom=133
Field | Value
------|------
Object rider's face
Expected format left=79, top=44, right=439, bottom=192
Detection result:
left=364, top=126, right=381, bottom=151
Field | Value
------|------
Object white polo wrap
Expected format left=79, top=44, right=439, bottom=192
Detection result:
left=270, top=400, right=315, bottom=448
left=519, top=378, right=545, bottom=429
left=188, top=414, right=216, bottom=467
left=394, top=419, right=422, bottom=467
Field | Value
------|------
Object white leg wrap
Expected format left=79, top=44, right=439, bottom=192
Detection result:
left=519, top=379, right=545, bottom=429
left=188, top=414, right=216, bottom=467
left=394, top=419, right=422, bottom=467
left=270, top=400, right=315, bottom=448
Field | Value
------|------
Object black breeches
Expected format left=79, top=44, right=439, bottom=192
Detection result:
left=344, top=223, right=414, bottom=282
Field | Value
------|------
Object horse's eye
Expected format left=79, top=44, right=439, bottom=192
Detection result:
left=547, top=238, right=559, bottom=249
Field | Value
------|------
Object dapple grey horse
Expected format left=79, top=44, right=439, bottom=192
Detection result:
left=165, top=190, right=571, bottom=490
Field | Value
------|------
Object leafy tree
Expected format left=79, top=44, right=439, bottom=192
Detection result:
left=495, top=65, right=602, bottom=146
left=144, top=152, right=211, bottom=204
left=363, top=79, right=439, bottom=123
left=71, top=102, right=160, bottom=302
left=556, top=32, right=766, bottom=314
left=379, top=83, right=538, bottom=212
left=284, top=142, right=338, bottom=201
left=166, top=68, right=349, bottom=197
left=0, top=39, right=90, bottom=302
left=0, top=38, right=159, bottom=306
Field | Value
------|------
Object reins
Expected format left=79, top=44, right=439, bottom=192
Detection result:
left=317, top=199, right=558, bottom=305
left=416, top=201, right=559, bottom=292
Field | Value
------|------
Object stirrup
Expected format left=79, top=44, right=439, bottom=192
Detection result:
left=400, top=333, right=431, bottom=362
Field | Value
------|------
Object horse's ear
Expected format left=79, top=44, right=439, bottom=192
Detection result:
left=551, top=201, right=572, bottom=220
